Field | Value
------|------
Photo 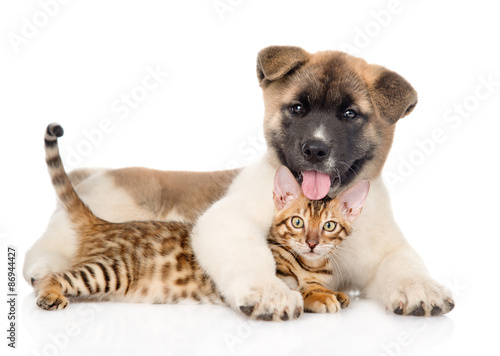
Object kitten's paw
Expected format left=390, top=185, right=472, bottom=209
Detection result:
left=304, top=291, right=349, bottom=313
left=36, top=292, right=69, bottom=311
left=236, top=278, right=304, bottom=321
left=334, top=291, right=350, bottom=309
left=387, top=277, right=455, bottom=317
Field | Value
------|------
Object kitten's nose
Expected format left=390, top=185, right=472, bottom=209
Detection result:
left=307, top=241, right=318, bottom=250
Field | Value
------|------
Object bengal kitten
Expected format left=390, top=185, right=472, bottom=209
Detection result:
left=269, top=164, right=369, bottom=313
left=35, top=123, right=369, bottom=320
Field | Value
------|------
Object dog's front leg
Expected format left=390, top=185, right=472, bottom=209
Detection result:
left=191, top=156, right=304, bottom=321
left=365, top=242, right=455, bottom=316
left=350, top=177, right=455, bottom=317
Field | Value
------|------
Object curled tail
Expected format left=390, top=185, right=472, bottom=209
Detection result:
left=45, top=123, right=100, bottom=227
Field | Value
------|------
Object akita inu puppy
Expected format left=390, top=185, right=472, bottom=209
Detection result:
left=25, top=46, right=454, bottom=320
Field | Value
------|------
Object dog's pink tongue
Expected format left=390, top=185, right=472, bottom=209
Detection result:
left=301, top=171, right=331, bottom=200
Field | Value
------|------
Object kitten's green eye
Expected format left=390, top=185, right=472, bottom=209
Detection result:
left=323, top=221, right=337, bottom=231
left=291, top=217, right=304, bottom=229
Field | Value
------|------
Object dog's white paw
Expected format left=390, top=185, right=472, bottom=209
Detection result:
left=23, top=253, right=70, bottom=286
left=232, top=278, right=304, bottom=321
left=386, top=276, right=455, bottom=316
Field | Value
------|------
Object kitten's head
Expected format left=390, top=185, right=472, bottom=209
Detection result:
left=271, top=166, right=370, bottom=260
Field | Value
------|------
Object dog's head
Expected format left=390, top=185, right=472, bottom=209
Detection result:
left=257, top=46, right=417, bottom=199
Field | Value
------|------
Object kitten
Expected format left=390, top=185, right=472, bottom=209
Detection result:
left=269, top=165, right=369, bottom=313
left=35, top=123, right=369, bottom=320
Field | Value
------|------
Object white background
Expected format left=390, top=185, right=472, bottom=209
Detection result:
left=1, top=0, right=499, bottom=355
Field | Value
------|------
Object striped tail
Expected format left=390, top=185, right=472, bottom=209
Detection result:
left=45, top=123, right=100, bottom=227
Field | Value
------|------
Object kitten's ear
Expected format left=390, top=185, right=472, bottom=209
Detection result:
left=273, top=166, right=302, bottom=210
left=338, top=179, right=370, bottom=223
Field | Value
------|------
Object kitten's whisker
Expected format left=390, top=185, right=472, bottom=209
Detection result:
left=329, top=250, right=355, bottom=284
left=336, top=244, right=368, bottom=266
left=328, top=251, right=345, bottom=287
left=332, top=246, right=358, bottom=265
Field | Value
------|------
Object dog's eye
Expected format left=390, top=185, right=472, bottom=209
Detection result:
left=290, top=104, right=305, bottom=115
left=343, top=109, right=358, bottom=119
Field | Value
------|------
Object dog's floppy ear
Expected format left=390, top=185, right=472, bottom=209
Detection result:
left=366, top=65, right=418, bottom=124
left=257, top=46, right=309, bottom=84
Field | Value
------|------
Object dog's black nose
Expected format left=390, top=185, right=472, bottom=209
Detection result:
left=301, top=141, right=330, bottom=163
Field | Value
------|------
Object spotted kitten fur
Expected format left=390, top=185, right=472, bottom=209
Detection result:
left=35, top=123, right=369, bottom=321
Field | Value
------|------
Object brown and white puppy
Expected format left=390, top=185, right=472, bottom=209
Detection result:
left=258, top=46, right=416, bottom=199
left=24, top=46, right=454, bottom=320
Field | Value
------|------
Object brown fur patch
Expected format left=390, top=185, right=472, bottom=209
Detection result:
left=109, top=167, right=240, bottom=222
left=68, top=168, right=107, bottom=187
left=257, top=46, right=309, bottom=83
